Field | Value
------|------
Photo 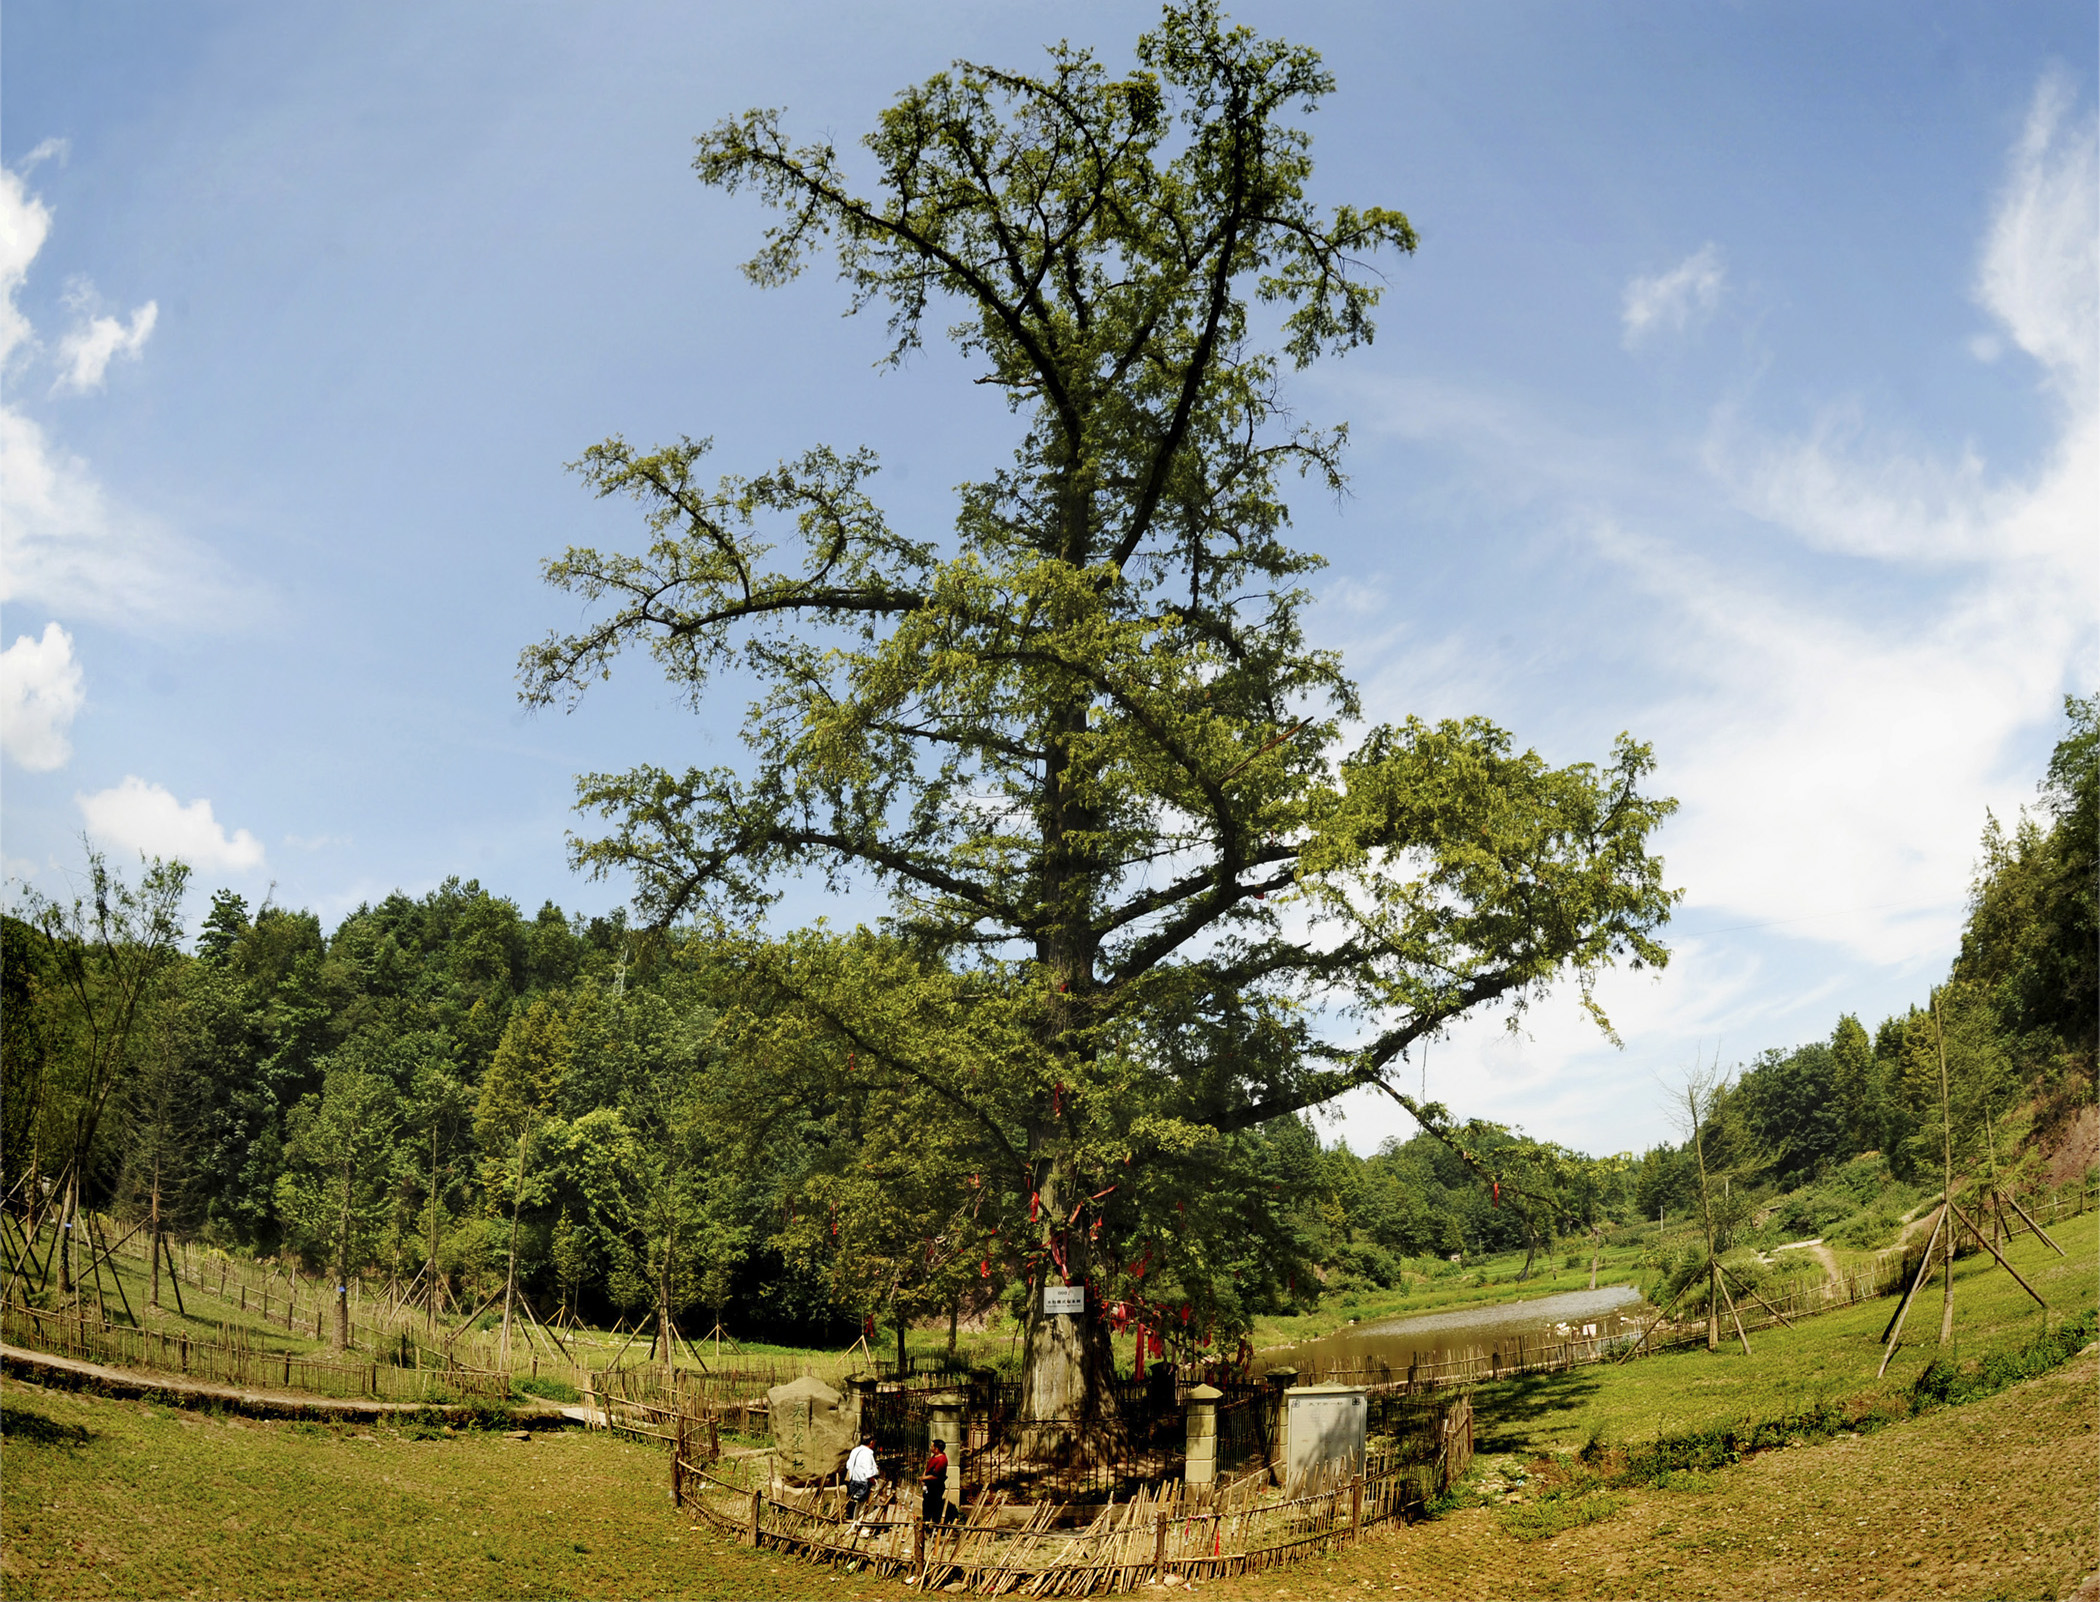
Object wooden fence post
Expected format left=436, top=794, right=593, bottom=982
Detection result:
left=1349, top=1475, right=1363, bottom=1547
left=749, top=1488, right=762, bottom=1549
left=911, top=1510, right=925, bottom=1581
left=1154, top=1509, right=1168, bottom=1580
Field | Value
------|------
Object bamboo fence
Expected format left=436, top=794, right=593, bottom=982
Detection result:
left=668, top=1395, right=1473, bottom=1594
left=0, top=1301, right=513, bottom=1401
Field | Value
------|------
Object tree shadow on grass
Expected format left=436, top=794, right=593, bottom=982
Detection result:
left=1472, top=1367, right=1605, bottom=1455
left=2, top=1403, right=93, bottom=1447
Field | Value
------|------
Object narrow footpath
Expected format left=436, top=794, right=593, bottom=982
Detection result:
left=0, top=1343, right=570, bottom=1428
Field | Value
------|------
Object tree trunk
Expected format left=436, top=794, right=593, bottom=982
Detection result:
left=57, top=1172, right=76, bottom=1298
left=1588, top=1226, right=1600, bottom=1291
left=335, top=1164, right=354, bottom=1349
left=656, top=1206, right=679, bottom=1367
left=500, top=1131, right=525, bottom=1371
left=1017, top=1157, right=1118, bottom=1442
left=1933, top=994, right=1957, bottom=1347
left=947, top=1295, right=959, bottom=1359
left=148, top=1153, right=163, bottom=1312
left=428, top=1124, right=442, bottom=1331
left=1688, top=1087, right=1721, bottom=1354
left=896, top=1307, right=908, bottom=1377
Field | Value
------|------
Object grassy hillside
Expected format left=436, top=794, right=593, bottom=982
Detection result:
left=1469, top=1209, right=2096, bottom=1457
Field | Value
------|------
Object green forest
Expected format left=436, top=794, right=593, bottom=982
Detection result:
left=6, top=696, right=2090, bottom=1364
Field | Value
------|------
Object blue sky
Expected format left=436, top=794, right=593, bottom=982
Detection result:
left=4, top=2, right=2093, bottom=1156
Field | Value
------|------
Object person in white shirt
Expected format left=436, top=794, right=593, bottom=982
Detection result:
left=845, top=1435, right=880, bottom=1520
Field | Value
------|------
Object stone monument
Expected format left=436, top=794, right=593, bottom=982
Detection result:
left=767, top=1374, right=856, bottom=1482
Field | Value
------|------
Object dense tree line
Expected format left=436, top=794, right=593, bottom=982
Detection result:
left=4, top=712, right=2084, bottom=1368
left=1, top=865, right=1610, bottom=1357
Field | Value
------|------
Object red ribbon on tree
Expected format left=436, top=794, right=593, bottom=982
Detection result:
left=1492, top=1179, right=1501, bottom=1208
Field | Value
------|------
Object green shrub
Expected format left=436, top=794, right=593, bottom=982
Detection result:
left=1911, top=1308, right=2098, bottom=1410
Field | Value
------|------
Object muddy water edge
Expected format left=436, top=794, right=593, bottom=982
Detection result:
left=1268, top=1283, right=1649, bottom=1382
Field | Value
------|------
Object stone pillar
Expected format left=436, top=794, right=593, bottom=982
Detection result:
left=1183, top=1382, right=1222, bottom=1487
left=846, top=1374, right=878, bottom=1442
left=926, top=1391, right=965, bottom=1514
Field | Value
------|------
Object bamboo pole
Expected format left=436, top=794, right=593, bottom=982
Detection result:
left=1932, top=993, right=1957, bottom=1346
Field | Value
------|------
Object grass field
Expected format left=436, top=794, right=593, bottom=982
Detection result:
left=7, top=1339, right=2092, bottom=1599
left=1207, top=1350, right=2098, bottom=1602
left=0, top=1385, right=908, bottom=1601
left=1468, top=1211, right=2097, bottom=1458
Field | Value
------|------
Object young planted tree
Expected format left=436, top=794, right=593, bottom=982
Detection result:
left=276, top=1063, right=401, bottom=1347
left=14, top=847, right=190, bottom=1299
left=120, top=976, right=208, bottom=1311
left=522, top=1, right=1676, bottom=1429
left=403, top=1055, right=475, bottom=1325
left=476, top=997, right=572, bottom=1366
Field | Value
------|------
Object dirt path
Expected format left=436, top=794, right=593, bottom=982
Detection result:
left=1771, top=1239, right=1843, bottom=1289
left=0, top=1342, right=565, bottom=1427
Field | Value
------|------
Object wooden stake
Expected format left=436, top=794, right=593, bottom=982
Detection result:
left=161, top=1234, right=187, bottom=1319
left=1947, top=1201, right=2049, bottom=1309
left=1999, top=1190, right=2066, bottom=1257
left=1718, top=1261, right=1794, bottom=1330
left=1714, top=1271, right=1751, bottom=1356
left=1878, top=1205, right=1946, bottom=1376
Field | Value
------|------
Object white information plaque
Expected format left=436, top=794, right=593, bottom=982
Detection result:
left=1042, top=1284, right=1086, bottom=1315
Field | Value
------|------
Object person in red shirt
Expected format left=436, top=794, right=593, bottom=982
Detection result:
left=921, top=1438, right=950, bottom=1525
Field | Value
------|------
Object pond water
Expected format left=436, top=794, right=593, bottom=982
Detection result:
left=1271, top=1282, right=1647, bottom=1377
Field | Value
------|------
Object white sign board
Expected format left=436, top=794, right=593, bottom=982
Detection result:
left=1042, top=1284, right=1086, bottom=1315
left=1284, top=1387, right=1366, bottom=1486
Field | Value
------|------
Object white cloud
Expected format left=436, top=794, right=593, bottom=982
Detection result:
left=0, top=156, right=259, bottom=632
left=0, top=620, right=86, bottom=770
left=0, top=158, right=53, bottom=369
left=1622, top=78, right=2098, bottom=966
left=1977, top=70, right=2099, bottom=398
left=52, top=292, right=158, bottom=394
left=1622, top=243, right=1725, bottom=347
left=1326, top=77, right=2097, bottom=1151
left=76, top=776, right=266, bottom=874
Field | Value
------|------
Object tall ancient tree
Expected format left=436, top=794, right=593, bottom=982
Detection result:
left=523, top=1, right=1677, bottom=1430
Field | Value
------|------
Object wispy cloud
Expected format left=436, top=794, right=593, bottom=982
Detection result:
left=1978, top=70, right=2099, bottom=398
left=52, top=286, right=158, bottom=394
left=1328, top=76, right=2097, bottom=1149
left=77, top=776, right=266, bottom=874
left=0, top=155, right=259, bottom=632
left=1651, top=77, right=2098, bottom=963
left=1622, top=243, right=1725, bottom=348
left=0, top=621, right=85, bottom=771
